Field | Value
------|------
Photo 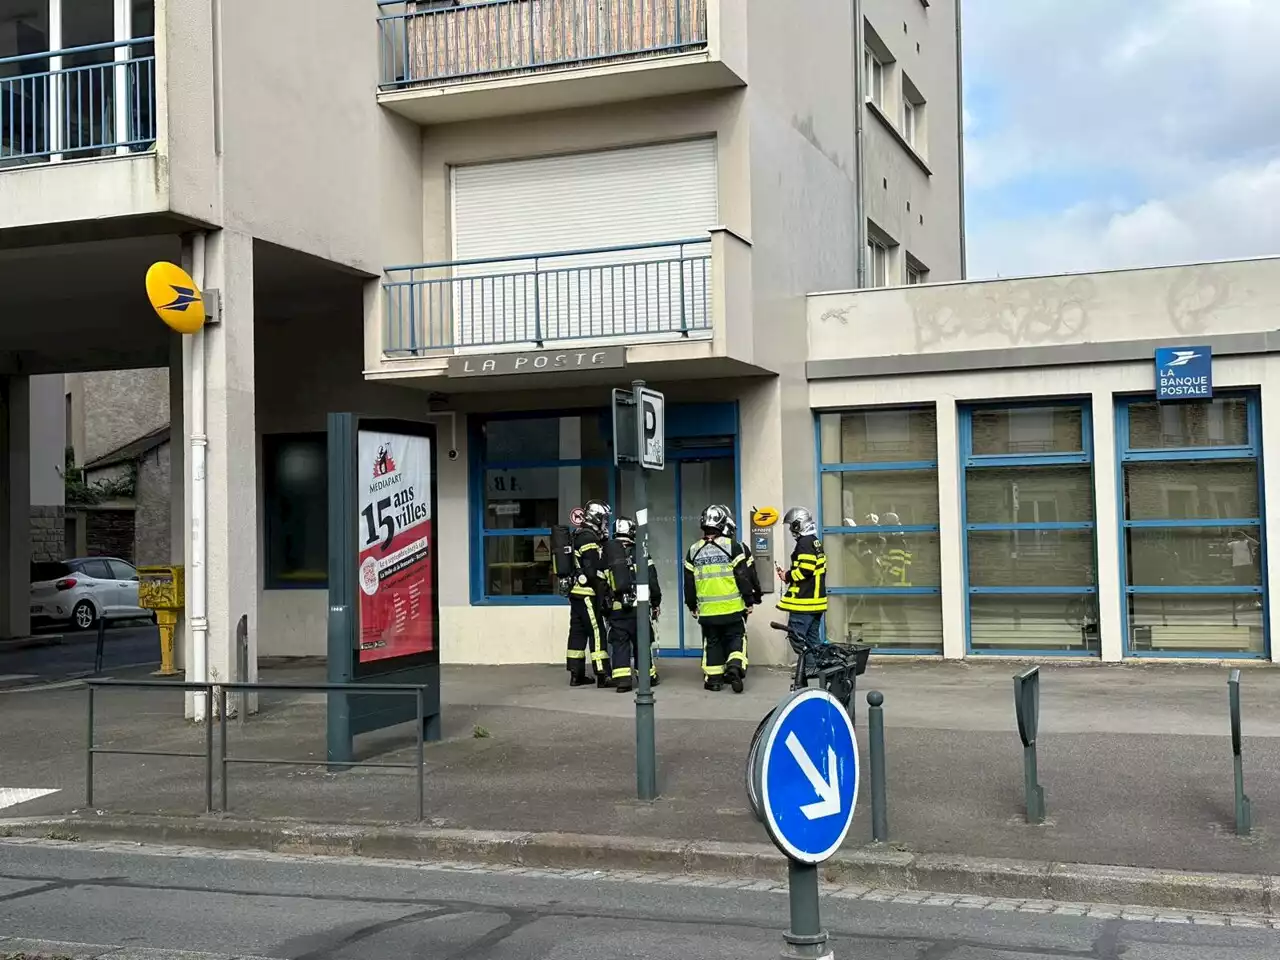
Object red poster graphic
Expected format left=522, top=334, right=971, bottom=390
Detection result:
left=357, top=429, right=434, bottom=662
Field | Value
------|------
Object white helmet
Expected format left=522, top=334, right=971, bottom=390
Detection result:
left=784, top=506, right=817, bottom=538
left=614, top=517, right=637, bottom=541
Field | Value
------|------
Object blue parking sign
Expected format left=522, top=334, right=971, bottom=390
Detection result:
left=755, top=689, right=859, bottom=864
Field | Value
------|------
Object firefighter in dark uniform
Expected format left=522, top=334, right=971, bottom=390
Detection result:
left=722, top=510, right=762, bottom=674
left=566, top=499, right=613, bottom=687
left=777, top=506, right=828, bottom=647
left=603, top=517, right=662, bottom=693
left=684, top=504, right=756, bottom=693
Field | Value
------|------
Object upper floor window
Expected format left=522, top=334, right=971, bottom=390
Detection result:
left=906, top=256, right=928, bottom=285
left=901, top=73, right=926, bottom=154
left=867, top=237, right=889, bottom=287
left=864, top=48, right=886, bottom=108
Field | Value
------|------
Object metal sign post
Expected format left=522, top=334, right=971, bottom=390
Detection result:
left=751, top=689, right=859, bottom=960
left=1229, top=669, right=1251, bottom=836
left=614, top=380, right=664, bottom=802
left=1013, top=667, right=1045, bottom=824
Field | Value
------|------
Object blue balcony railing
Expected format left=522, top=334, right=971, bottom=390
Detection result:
left=377, top=0, right=708, bottom=90
left=1, top=38, right=156, bottom=165
left=383, top=237, right=713, bottom=354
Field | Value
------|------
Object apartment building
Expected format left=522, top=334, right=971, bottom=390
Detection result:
left=0, top=0, right=963, bottom=678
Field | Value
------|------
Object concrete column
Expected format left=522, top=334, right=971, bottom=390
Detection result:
left=186, top=229, right=259, bottom=708
left=1091, top=390, right=1124, bottom=662
left=740, top=378, right=787, bottom=665
left=1261, top=379, right=1280, bottom=663
left=0, top=376, right=32, bottom=639
left=936, top=398, right=966, bottom=659
left=170, top=331, right=188, bottom=670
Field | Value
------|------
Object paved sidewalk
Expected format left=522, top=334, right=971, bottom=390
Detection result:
left=2, top=657, right=1278, bottom=878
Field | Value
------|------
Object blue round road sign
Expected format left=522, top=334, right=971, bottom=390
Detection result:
left=755, top=688, right=859, bottom=864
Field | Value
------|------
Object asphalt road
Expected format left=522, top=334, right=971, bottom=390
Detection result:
left=0, top=622, right=159, bottom=686
left=0, top=840, right=1277, bottom=959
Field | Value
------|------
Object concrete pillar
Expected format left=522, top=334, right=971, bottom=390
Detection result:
left=936, top=398, right=966, bottom=659
left=183, top=229, right=259, bottom=712
left=1261, top=380, right=1280, bottom=663
left=1091, top=390, right=1124, bottom=661
left=0, top=376, right=32, bottom=639
left=170, top=331, right=188, bottom=670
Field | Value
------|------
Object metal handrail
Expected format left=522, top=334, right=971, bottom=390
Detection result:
left=0, top=37, right=155, bottom=66
left=383, top=236, right=712, bottom=353
left=384, top=236, right=712, bottom=275
left=85, top=679, right=432, bottom=821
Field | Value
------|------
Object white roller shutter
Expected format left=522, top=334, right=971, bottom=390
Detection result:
left=449, top=139, right=717, bottom=348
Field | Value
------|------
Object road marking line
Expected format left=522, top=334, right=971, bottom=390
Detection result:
left=0, top=788, right=59, bottom=810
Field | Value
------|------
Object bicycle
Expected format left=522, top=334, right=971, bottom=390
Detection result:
left=744, top=621, right=871, bottom=821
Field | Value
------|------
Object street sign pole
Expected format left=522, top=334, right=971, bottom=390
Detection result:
left=633, top=378, right=658, bottom=801
left=752, top=688, right=858, bottom=960
left=783, top=860, right=828, bottom=960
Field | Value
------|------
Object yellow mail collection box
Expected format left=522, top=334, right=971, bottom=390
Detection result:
left=137, top=565, right=184, bottom=676
left=138, top=565, right=185, bottom=610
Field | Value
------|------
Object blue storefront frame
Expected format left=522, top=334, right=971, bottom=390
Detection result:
left=1115, top=391, right=1269, bottom=660
left=959, top=399, right=1101, bottom=657
left=468, top=403, right=741, bottom=658
left=812, top=410, right=944, bottom=656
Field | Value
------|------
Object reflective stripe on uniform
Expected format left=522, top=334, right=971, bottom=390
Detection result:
left=611, top=665, right=633, bottom=680
left=566, top=649, right=587, bottom=659
left=688, top=538, right=747, bottom=618
left=727, top=650, right=747, bottom=666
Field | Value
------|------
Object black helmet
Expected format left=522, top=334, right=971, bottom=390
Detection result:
left=614, top=517, right=637, bottom=541
left=784, top=506, right=816, bottom=538
left=581, top=499, right=612, bottom=534
left=699, top=504, right=730, bottom=536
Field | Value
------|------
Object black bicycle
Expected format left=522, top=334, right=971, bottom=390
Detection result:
left=744, top=621, right=870, bottom=821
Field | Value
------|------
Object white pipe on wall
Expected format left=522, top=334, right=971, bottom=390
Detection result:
left=190, top=232, right=209, bottom=721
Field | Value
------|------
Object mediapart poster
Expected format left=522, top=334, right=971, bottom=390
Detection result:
left=356, top=429, right=434, bottom=662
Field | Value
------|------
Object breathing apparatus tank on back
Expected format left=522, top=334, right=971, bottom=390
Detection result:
left=551, top=524, right=574, bottom=595
left=603, top=517, right=637, bottom=604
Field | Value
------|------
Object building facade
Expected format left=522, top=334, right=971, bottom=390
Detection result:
left=808, top=255, right=1280, bottom=663
left=0, top=0, right=963, bottom=676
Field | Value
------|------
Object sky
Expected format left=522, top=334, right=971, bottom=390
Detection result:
left=962, top=0, right=1280, bottom=279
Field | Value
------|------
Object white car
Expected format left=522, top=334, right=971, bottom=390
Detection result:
left=30, top=557, right=151, bottom=630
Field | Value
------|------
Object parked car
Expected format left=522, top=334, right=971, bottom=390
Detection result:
left=30, top=557, right=152, bottom=630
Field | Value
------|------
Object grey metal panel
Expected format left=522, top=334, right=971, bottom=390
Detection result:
left=806, top=330, right=1280, bottom=381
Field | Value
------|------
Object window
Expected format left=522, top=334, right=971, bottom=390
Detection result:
left=867, top=236, right=889, bottom=287
left=864, top=48, right=885, bottom=108
left=77, top=558, right=114, bottom=580
left=961, top=401, right=1098, bottom=655
left=817, top=408, right=942, bottom=653
left=107, top=559, right=137, bottom=581
left=1118, top=393, right=1265, bottom=657
left=900, top=74, right=926, bottom=153
left=905, top=257, right=928, bottom=286
left=475, top=413, right=614, bottom=601
left=264, top=433, right=328, bottom=589
left=902, top=98, right=917, bottom=146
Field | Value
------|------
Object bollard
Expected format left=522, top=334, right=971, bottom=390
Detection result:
left=1229, top=669, right=1251, bottom=836
left=93, top=616, right=106, bottom=674
left=1013, top=667, right=1045, bottom=825
left=867, top=690, right=889, bottom=843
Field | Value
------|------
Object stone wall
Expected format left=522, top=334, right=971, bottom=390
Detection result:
left=30, top=505, right=66, bottom=563
left=86, top=509, right=137, bottom=562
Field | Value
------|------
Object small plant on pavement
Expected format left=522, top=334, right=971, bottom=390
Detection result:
left=473, top=724, right=491, bottom=739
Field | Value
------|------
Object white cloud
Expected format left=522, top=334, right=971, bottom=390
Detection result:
left=965, top=0, right=1280, bottom=275
left=968, top=158, right=1280, bottom=279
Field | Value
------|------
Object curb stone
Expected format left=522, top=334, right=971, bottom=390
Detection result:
left=3, top=813, right=1275, bottom=917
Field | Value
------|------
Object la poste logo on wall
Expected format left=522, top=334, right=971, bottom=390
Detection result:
left=357, top=429, right=434, bottom=662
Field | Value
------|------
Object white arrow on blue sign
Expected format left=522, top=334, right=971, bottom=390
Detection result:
left=755, top=688, right=859, bottom=864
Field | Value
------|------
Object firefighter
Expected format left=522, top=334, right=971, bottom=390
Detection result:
left=603, top=517, right=662, bottom=693
left=684, top=504, right=756, bottom=693
left=722, top=510, right=762, bottom=674
left=566, top=499, right=613, bottom=687
left=777, top=506, right=828, bottom=648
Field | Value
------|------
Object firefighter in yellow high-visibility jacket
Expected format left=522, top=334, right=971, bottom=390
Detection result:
left=777, top=506, right=828, bottom=649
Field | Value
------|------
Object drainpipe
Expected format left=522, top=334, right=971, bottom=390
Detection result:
left=190, top=232, right=209, bottom=721
left=954, top=0, right=968, bottom=279
left=852, top=0, right=867, bottom=288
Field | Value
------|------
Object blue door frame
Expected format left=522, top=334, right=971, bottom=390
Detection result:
left=667, top=447, right=740, bottom=657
